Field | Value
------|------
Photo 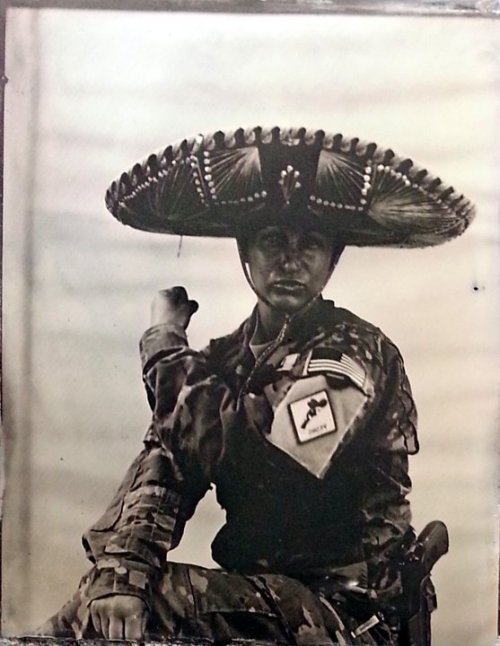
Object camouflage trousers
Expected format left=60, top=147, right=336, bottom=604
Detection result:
left=39, top=562, right=397, bottom=645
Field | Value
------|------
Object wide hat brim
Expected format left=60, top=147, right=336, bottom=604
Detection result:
left=105, top=126, right=475, bottom=248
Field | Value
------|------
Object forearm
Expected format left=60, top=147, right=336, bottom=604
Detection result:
left=81, top=442, right=193, bottom=605
left=82, top=321, right=235, bottom=604
left=140, top=323, right=238, bottom=482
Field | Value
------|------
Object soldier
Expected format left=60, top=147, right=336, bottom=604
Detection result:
left=39, top=127, right=473, bottom=644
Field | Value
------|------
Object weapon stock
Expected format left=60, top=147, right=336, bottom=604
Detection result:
left=410, top=520, right=449, bottom=573
left=399, top=521, right=449, bottom=646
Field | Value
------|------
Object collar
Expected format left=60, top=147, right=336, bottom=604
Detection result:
left=240, top=297, right=337, bottom=355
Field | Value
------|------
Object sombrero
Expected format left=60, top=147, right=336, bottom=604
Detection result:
left=105, top=126, right=475, bottom=247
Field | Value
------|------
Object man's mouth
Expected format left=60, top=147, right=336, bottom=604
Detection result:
left=271, top=279, right=306, bottom=293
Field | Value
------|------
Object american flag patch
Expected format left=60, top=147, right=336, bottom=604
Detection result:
left=305, top=348, right=365, bottom=390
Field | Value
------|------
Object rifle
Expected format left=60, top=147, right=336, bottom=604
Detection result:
left=398, top=521, right=450, bottom=646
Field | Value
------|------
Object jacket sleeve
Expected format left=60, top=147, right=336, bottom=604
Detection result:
left=82, top=323, right=238, bottom=608
left=359, top=342, right=419, bottom=592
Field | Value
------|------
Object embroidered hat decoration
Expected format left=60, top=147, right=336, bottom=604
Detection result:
left=105, top=126, right=475, bottom=248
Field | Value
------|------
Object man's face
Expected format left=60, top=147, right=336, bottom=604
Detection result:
left=246, top=223, right=336, bottom=314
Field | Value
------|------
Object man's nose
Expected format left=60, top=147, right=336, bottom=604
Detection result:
left=279, top=244, right=302, bottom=272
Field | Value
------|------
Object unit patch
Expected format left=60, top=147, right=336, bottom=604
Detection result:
left=288, top=390, right=336, bottom=443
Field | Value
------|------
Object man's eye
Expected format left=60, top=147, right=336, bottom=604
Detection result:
left=261, top=233, right=282, bottom=247
left=303, top=236, right=325, bottom=250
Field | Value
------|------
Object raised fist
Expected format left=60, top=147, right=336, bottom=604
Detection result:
left=151, top=286, right=199, bottom=329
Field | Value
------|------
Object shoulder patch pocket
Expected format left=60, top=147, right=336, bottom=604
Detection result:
left=267, top=367, right=373, bottom=479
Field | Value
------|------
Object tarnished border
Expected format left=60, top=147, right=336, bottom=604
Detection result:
left=0, top=1, right=498, bottom=645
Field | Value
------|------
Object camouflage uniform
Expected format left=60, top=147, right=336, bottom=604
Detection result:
left=41, top=299, right=418, bottom=644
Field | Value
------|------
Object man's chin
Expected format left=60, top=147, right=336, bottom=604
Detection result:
left=268, top=293, right=311, bottom=314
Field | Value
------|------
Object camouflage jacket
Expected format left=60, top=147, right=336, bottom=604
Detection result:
left=82, top=298, right=418, bottom=610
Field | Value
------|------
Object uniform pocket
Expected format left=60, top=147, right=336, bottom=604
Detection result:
left=186, top=567, right=276, bottom=617
left=89, top=452, right=144, bottom=532
left=186, top=567, right=340, bottom=644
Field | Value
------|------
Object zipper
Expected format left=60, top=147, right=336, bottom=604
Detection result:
left=238, top=315, right=291, bottom=403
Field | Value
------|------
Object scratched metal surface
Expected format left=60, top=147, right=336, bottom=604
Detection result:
left=2, top=6, right=499, bottom=645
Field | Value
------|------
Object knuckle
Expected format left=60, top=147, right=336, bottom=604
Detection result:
left=171, top=285, right=187, bottom=301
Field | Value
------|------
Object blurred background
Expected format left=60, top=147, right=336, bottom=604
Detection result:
left=3, top=8, right=499, bottom=644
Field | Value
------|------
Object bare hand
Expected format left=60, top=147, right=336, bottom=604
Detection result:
left=90, top=594, right=148, bottom=640
left=151, top=286, right=199, bottom=328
